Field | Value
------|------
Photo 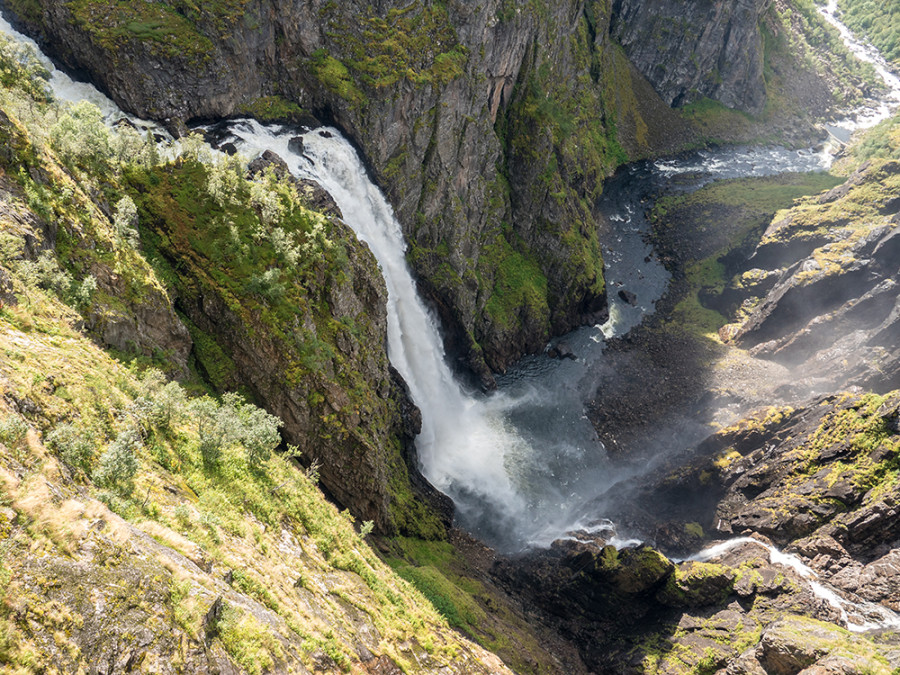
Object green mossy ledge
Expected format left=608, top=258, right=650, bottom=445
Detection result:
left=128, top=159, right=448, bottom=539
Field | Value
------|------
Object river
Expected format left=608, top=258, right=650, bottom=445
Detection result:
left=1, top=5, right=898, bottom=554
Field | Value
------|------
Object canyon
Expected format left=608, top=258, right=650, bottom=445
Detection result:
left=0, top=0, right=898, bottom=673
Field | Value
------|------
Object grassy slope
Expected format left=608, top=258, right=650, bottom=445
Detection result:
left=0, top=35, right=514, bottom=674
left=649, top=172, right=844, bottom=338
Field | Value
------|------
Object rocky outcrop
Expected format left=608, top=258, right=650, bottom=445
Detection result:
left=1, top=0, right=768, bottom=381
left=493, top=528, right=894, bottom=673
left=132, top=156, right=449, bottom=537
left=722, top=160, right=900, bottom=392
left=0, top=114, right=192, bottom=377
left=494, top=390, right=900, bottom=672
left=595, top=391, right=900, bottom=553
left=610, top=0, right=772, bottom=114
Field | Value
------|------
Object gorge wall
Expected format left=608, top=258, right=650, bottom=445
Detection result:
left=1, top=0, right=784, bottom=383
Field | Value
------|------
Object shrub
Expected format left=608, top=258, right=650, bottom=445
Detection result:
left=192, top=396, right=238, bottom=470
left=191, top=393, right=282, bottom=471
left=0, top=415, right=28, bottom=447
left=93, top=427, right=141, bottom=495
left=45, top=423, right=94, bottom=472
left=0, top=33, right=51, bottom=102
left=50, top=101, right=111, bottom=170
left=232, top=396, right=282, bottom=470
left=113, top=195, right=140, bottom=248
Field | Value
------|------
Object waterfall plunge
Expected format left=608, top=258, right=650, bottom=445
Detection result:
left=227, top=121, right=543, bottom=545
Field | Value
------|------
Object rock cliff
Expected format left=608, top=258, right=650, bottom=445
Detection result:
left=719, top=154, right=900, bottom=393
left=0, top=0, right=788, bottom=381
left=0, top=49, right=447, bottom=540
left=611, top=0, right=772, bottom=114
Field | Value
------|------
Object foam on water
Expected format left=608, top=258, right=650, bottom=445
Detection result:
left=690, top=537, right=900, bottom=633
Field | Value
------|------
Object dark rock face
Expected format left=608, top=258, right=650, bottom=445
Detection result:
left=0, top=0, right=771, bottom=381
left=610, top=0, right=771, bottom=114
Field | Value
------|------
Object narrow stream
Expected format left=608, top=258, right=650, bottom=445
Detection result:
left=1, top=1, right=898, bottom=557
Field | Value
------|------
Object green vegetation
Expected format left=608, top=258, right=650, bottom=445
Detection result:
left=312, top=0, right=467, bottom=102
left=54, top=0, right=257, bottom=66
left=0, top=36, right=504, bottom=672
left=680, top=98, right=758, bottom=145
left=481, top=229, right=549, bottom=331
left=236, top=96, right=308, bottom=124
left=771, top=0, right=881, bottom=96
left=650, top=172, right=843, bottom=337
left=839, top=0, right=900, bottom=68
left=123, top=142, right=443, bottom=537
left=66, top=0, right=216, bottom=64
left=381, top=537, right=560, bottom=672
left=799, top=393, right=900, bottom=498
left=657, top=562, right=736, bottom=607
left=843, top=113, right=900, bottom=163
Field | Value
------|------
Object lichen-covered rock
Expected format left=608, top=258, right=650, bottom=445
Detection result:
left=656, top=561, right=737, bottom=607
left=723, top=159, right=900, bottom=392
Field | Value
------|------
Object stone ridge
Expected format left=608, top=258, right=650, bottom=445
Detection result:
left=0, top=0, right=773, bottom=381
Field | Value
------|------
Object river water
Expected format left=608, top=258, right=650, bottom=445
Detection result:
left=1, top=4, right=898, bottom=555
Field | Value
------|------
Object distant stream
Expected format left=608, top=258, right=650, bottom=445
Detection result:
left=1, top=5, right=898, bottom=553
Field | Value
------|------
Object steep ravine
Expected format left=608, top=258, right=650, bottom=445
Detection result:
left=2, top=2, right=899, bottom=674
left=0, top=0, right=867, bottom=383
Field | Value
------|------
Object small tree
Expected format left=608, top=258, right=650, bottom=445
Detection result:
left=50, top=101, right=112, bottom=170
left=113, top=195, right=140, bottom=248
left=46, top=423, right=94, bottom=472
left=232, top=397, right=282, bottom=470
left=192, top=396, right=238, bottom=471
left=93, top=428, right=140, bottom=496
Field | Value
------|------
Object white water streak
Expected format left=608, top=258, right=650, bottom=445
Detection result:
left=690, top=537, right=900, bottom=633
left=819, top=0, right=900, bottom=130
left=226, top=121, right=537, bottom=533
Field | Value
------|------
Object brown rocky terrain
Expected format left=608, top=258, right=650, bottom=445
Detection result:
left=495, top=391, right=900, bottom=673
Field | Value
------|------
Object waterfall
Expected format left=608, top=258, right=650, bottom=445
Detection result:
left=3, top=0, right=899, bottom=552
left=225, top=121, right=542, bottom=546
left=689, top=537, right=900, bottom=633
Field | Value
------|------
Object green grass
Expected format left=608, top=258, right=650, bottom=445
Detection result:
left=318, top=2, right=467, bottom=91
left=838, top=0, right=900, bottom=68
left=652, top=172, right=843, bottom=338
left=236, top=96, right=308, bottom=123
left=481, top=230, right=549, bottom=331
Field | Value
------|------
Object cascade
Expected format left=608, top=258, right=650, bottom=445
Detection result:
left=689, top=538, right=900, bottom=633
left=225, top=121, right=540, bottom=547
left=2, top=1, right=898, bottom=552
